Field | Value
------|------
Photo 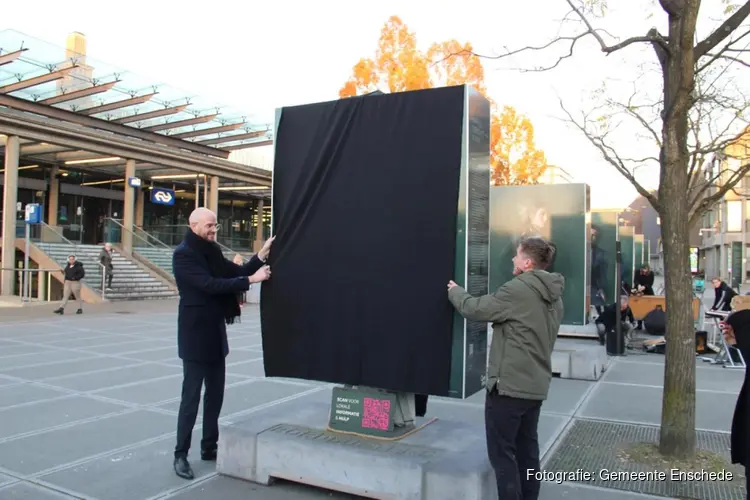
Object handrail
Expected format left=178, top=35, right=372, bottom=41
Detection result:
left=39, top=221, right=78, bottom=248
left=100, top=262, right=108, bottom=299
left=142, top=222, right=249, bottom=256
left=104, top=218, right=171, bottom=249
left=1, top=267, right=61, bottom=302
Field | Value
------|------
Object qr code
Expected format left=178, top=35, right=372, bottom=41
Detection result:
left=362, top=397, right=391, bottom=430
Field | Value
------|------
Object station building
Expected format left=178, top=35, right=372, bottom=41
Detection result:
left=0, top=30, right=275, bottom=302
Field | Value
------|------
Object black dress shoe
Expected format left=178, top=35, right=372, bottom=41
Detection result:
left=173, top=456, right=194, bottom=480
left=201, top=448, right=217, bottom=461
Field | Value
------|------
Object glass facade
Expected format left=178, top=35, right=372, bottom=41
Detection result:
left=0, top=163, right=270, bottom=250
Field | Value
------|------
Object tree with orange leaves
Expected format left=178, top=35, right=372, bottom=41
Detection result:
left=339, top=16, right=548, bottom=185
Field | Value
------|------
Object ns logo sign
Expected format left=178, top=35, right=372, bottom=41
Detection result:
left=151, top=188, right=176, bottom=206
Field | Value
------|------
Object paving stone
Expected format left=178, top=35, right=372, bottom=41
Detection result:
left=84, top=339, right=174, bottom=354
left=604, top=359, right=744, bottom=393
left=0, top=351, right=97, bottom=371
left=0, top=410, right=175, bottom=476
left=0, top=395, right=126, bottom=441
left=227, top=335, right=262, bottom=349
left=226, top=359, right=266, bottom=378
left=42, top=334, right=138, bottom=349
left=0, top=471, right=17, bottom=487
left=47, top=363, right=180, bottom=392
left=116, top=345, right=175, bottom=361
left=0, top=481, right=77, bottom=499
left=168, top=474, right=361, bottom=499
left=38, top=431, right=216, bottom=500
left=4, top=357, right=142, bottom=381
left=0, top=343, right=55, bottom=358
left=0, top=384, right=68, bottom=409
left=580, top=382, right=737, bottom=432
left=156, top=380, right=316, bottom=417
left=225, top=349, right=264, bottom=364
left=94, top=374, right=247, bottom=406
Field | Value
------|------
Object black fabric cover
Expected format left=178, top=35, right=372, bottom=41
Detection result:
left=260, top=86, right=466, bottom=396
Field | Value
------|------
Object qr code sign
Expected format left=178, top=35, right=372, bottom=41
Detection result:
left=362, top=397, right=391, bottom=430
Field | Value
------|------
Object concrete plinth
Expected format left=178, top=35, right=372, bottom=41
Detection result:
left=217, top=400, right=497, bottom=500
left=558, top=322, right=599, bottom=339
left=552, top=337, right=608, bottom=381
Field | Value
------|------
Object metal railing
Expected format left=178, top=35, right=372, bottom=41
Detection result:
left=140, top=223, right=263, bottom=252
left=103, top=218, right=171, bottom=249
left=0, top=267, right=61, bottom=302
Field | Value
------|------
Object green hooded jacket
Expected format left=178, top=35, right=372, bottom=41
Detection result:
left=448, top=269, right=565, bottom=400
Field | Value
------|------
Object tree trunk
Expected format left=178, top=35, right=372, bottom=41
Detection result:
left=657, top=1, right=700, bottom=458
left=658, top=183, right=697, bottom=458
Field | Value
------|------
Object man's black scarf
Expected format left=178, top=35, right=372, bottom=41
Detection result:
left=184, top=228, right=241, bottom=325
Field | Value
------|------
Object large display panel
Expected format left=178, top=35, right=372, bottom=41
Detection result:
left=261, top=85, right=490, bottom=398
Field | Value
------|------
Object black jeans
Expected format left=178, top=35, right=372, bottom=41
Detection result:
left=485, top=389, right=543, bottom=500
left=174, top=359, right=226, bottom=458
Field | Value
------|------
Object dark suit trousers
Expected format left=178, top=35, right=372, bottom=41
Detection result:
left=174, top=359, right=226, bottom=458
left=485, top=389, right=543, bottom=500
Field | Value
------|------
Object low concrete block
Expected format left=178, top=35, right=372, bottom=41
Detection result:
left=558, top=323, right=599, bottom=339
left=217, top=400, right=498, bottom=500
left=551, top=338, right=607, bottom=381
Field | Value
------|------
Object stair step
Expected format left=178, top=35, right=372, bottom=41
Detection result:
left=35, top=243, right=176, bottom=301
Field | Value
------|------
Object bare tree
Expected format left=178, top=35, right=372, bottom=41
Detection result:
left=461, top=0, right=750, bottom=458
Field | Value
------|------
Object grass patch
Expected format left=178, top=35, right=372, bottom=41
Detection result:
left=617, top=442, right=745, bottom=479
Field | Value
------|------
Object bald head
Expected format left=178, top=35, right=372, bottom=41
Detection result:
left=189, top=207, right=218, bottom=241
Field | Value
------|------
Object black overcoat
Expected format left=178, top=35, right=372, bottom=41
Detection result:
left=726, top=309, right=750, bottom=466
left=173, top=236, right=264, bottom=363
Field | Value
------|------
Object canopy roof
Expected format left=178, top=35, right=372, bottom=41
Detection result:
left=0, top=29, right=273, bottom=156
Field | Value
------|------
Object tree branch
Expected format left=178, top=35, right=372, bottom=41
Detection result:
left=434, top=0, right=670, bottom=72
left=559, top=98, right=661, bottom=211
left=694, top=1, right=750, bottom=58
left=565, top=0, right=670, bottom=54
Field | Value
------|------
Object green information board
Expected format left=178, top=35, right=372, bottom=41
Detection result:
left=620, top=226, right=635, bottom=287
left=489, top=183, right=590, bottom=325
left=329, top=386, right=399, bottom=437
left=644, top=239, right=651, bottom=268
left=449, top=86, right=491, bottom=399
left=634, top=234, right=644, bottom=276
left=591, top=211, right=619, bottom=306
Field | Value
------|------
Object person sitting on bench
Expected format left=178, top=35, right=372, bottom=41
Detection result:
left=595, top=295, right=635, bottom=346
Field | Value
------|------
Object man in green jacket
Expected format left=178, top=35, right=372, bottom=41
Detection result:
left=448, top=236, right=564, bottom=500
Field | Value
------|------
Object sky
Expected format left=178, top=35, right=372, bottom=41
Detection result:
left=1, top=0, right=739, bottom=210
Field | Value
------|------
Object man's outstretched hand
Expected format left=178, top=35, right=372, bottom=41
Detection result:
left=447, top=280, right=458, bottom=291
left=249, top=265, right=271, bottom=284
left=258, top=236, right=275, bottom=262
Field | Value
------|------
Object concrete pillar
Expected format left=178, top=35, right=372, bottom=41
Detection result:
left=122, top=159, right=136, bottom=253
left=203, top=180, right=208, bottom=208
left=135, top=189, right=144, bottom=228
left=209, top=176, right=219, bottom=213
left=48, top=165, right=59, bottom=226
left=254, top=199, right=265, bottom=252
left=194, top=177, right=200, bottom=209
left=1, top=135, right=20, bottom=296
left=37, top=269, right=46, bottom=301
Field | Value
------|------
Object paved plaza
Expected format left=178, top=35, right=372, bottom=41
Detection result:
left=0, top=298, right=744, bottom=500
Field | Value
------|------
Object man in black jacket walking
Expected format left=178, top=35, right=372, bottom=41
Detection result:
left=172, top=207, right=274, bottom=480
left=53, top=254, right=85, bottom=315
